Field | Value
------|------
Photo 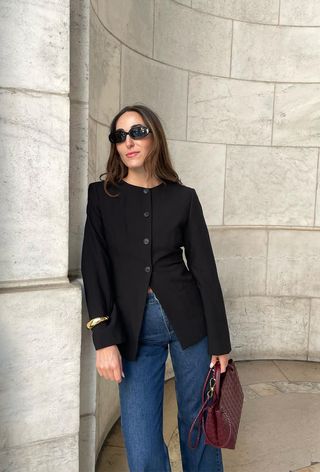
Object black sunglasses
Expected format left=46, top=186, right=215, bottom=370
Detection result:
left=109, top=125, right=152, bottom=144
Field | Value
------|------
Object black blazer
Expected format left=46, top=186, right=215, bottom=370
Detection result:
left=81, top=179, right=231, bottom=361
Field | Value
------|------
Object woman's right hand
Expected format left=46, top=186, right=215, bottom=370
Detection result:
left=96, top=345, right=125, bottom=383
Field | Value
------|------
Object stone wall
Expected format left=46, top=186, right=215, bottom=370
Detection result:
left=0, top=0, right=82, bottom=471
left=87, top=0, right=320, bottom=463
left=89, top=0, right=320, bottom=360
left=1, top=0, right=319, bottom=471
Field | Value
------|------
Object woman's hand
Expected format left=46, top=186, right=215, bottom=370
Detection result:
left=96, top=345, right=125, bottom=383
left=210, top=353, right=229, bottom=373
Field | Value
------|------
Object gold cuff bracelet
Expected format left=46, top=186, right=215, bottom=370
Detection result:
left=86, top=316, right=110, bottom=330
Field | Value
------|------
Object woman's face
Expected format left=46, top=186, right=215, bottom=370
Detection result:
left=115, top=111, right=153, bottom=171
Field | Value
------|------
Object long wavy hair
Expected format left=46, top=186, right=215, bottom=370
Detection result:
left=99, top=104, right=182, bottom=197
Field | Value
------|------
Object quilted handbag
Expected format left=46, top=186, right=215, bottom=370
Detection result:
left=188, top=359, right=244, bottom=449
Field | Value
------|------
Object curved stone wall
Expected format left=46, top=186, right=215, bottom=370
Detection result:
left=88, top=0, right=320, bottom=462
left=0, top=1, right=82, bottom=470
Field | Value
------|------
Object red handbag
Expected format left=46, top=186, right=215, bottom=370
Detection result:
left=188, top=359, right=244, bottom=450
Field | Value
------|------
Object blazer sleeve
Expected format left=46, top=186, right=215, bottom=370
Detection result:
left=183, top=188, right=231, bottom=356
left=81, top=183, right=126, bottom=350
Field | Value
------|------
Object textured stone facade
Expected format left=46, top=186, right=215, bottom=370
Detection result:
left=0, top=0, right=319, bottom=470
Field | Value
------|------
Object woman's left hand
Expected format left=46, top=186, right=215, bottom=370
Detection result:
left=210, top=353, right=229, bottom=373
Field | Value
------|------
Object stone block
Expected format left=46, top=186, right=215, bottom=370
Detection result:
left=121, top=46, right=188, bottom=141
left=98, top=0, right=154, bottom=56
left=154, top=0, right=231, bottom=75
left=0, top=0, right=69, bottom=92
left=232, top=21, right=320, bottom=82
left=167, top=140, right=226, bottom=225
left=0, top=89, right=69, bottom=282
left=210, top=228, right=267, bottom=297
left=280, top=0, right=320, bottom=26
left=224, top=145, right=318, bottom=226
left=0, top=434, right=78, bottom=472
left=227, top=296, right=309, bottom=359
left=188, top=74, right=274, bottom=145
left=267, top=230, right=320, bottom=297
left=90, top=9, right=121, bottom=125
left=0, top=285, right=81, bottom=449
left=192, top=0, right=279, bottom=24
left=273, top=84, right=320, bottom=147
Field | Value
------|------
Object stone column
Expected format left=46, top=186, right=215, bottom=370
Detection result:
left=0, top=1, right=82, bottom=470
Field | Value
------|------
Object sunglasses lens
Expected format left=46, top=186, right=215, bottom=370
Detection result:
left=130, top=126, right=149, bottom=139
left=109, top=130, right=126, bottom=143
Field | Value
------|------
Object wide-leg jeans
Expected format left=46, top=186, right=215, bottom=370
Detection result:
left=118, top=290, right=224, bottom=472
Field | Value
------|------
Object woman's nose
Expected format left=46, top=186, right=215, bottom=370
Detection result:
left=125, top=135, right=134, bottom=146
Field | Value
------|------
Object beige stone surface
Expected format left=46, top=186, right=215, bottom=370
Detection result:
left=188, top=73, right=274, bottom=145
left=79, top=415, right=96, bottom=472
left=89, top=8, right=120, bottom=125
left=0, top=89, right=69, bottom=282
left=69, top=102, right=89, bottom=274
left=227, top=296, right=310, bottom=359
left=293, top=464, right=320, bottom=472
left=96, top=121, right=110, bottom=179
left=232, top=22, right=320, bottom=82
left=70, top=0, right=89, bottom=102
left=0, top=0, right=69, bottom=92
left=0, top=286, right=81, bottom=449
left=248, top=382, right=282, bottom=396
left=274, top=360, right=320, bottom=382
left=175, top=0, right=191, bottom=6
left=309, top=299, right=320, bottom=362
left=121, top=46, right=188, bottom=141
left=168, top=140, right=226, bottom=225
left=236, top=360, right=288, bottom=385
left=210, top=228, right=267, bottom=298
left=280, top=0, right=320, bottom=26
left=192, top=0, right=279, bottom=24
left=224, top=145, right=318, bottom=226
left=96, top=444, right=129, bottom=472
left=163, top=377, right=178, bottom=444
left=316, top=159, right=320, bottom=227
left=97, top=0, right=154, bottom=56
left=267, top=230, right=320, bottom=298
left=96, top=377, right=121, bottom=456
left=0, top=435, right=79, bottom=472
left=97, top=361, right=320, bottom=472
left=154, top=0, right=231, bottom=75
left=223, top=391, right=320, bottom=471
left=273, top=84, right=320, bottom=147
left=88, top=116, right=97, bottom=182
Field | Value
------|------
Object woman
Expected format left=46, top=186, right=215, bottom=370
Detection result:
left=81, top=104, right=231, bottom=471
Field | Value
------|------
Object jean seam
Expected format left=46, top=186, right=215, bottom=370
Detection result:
left=156, top=301, right=173, bottom=337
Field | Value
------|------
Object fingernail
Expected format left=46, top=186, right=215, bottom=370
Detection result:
left=210, top=362, right=214, bottom=368
left=122, top=372, right=125, bottom=378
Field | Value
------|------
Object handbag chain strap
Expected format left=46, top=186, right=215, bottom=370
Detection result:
left=187, top=367, right=218, bottom=449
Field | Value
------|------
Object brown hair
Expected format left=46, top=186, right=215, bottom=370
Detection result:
left=99, top=104, right=182, bottom=197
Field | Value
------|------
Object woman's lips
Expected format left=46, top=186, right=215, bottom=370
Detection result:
left=126, top=152, right=140, bottom=158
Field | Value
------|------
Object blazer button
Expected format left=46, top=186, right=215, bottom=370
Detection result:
left=143, top=238, right=149, bottom=245
left=145, top=266, right=151, bottom=272
left=144, top=211, right=150, bottom=217
left=143, top=189, right=149, bottom=194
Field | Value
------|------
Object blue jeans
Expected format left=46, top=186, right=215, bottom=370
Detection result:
left=118, top=291, right=224, bottom=472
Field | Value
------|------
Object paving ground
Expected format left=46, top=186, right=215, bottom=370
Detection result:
left=96, top=360, right=320, bottom=472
